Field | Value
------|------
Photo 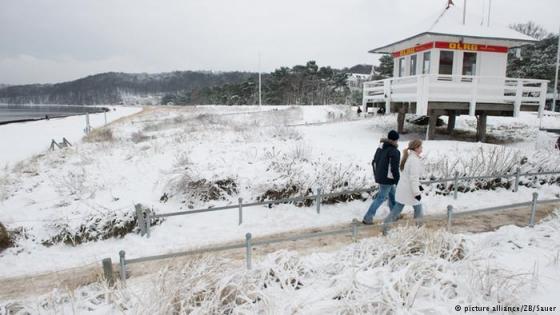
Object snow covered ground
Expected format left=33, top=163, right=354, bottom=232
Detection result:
left=0, top=106, right=142, bottom=167
left=3, top=211, right=560, bottom=314
left=0, top=105, right=559, bottom=280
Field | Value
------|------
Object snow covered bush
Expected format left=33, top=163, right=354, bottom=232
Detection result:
left=130, top=131, right=150, bottom=143
left=41, top=209, right=162, bottom=246
left=424, top=145, right=560, bottom=195
left=16, top=222, right=549, bottom=314
left=83, top=128, right=114, bottom=143
left=258, top=152, right=370, bottom=206
left=268, top=126, right=302, bottom=141
left=0, top=222, right=11, bottom=252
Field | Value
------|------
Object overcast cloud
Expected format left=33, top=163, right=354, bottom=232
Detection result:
left=0, top=0, right=558, bottom=85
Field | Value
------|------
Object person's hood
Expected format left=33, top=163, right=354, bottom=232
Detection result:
left=379, top=138, right=398, bottom=148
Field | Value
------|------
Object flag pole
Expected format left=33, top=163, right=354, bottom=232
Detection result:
left=487, top=0, right=492, bottom=27
left=258, top=52, right=262, bottom=108
left=553, top=25, right=560, bottom=112
left=462, top=0, right=466, bottom=25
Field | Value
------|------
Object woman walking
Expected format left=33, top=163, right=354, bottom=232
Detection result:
left=382, top=139, right=425, bottom=234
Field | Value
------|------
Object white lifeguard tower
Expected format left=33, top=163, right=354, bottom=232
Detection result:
left=362, top=3, right=548, bottom=141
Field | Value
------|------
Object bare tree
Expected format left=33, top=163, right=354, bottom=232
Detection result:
left=510, top=21, right=549, bottom=40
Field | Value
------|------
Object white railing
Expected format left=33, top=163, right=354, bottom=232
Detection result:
left=362, top=74, right=548, bottom=117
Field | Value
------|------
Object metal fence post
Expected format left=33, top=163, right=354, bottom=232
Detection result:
left=135, top=204, right=145, bottom=236
left=453, top=171, right=459, bottom=200
left=238, top=198, right=243, bottom=225
left=146, top=208, right=151, bottom=238
left=447, top=205, right=453, bottom=231
left=351, top=219, right=358, bottom=242
left=514, top=167, right=521, bottom=192
left=102, top=258, right=114, bottom=287
left=316, top=187, right=322, bottom=214
left=119, top=250, right=126, bottom=285
left=245, top=233, right=252, bottom=270
left=529, top=192, right=538, bottom=227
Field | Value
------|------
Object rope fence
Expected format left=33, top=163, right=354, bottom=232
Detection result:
left=134, top=169, right=560, bottom=237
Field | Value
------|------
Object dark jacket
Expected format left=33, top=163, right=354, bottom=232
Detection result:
left=372, top=139, right=401, bottom=185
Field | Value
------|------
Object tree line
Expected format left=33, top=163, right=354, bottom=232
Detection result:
left=165, top=61, right=353, bottom=106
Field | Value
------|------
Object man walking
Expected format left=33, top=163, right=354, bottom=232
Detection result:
left=362, top=130, right=401, bottom=225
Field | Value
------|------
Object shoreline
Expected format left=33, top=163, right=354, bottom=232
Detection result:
left=0, top=106, right=110, bottom=126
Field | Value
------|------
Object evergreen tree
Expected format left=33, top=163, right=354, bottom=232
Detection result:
left=373, top=55, right=394, bottom=79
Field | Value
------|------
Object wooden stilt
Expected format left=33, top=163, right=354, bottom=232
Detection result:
left=428, top=112, right=437, bottom=140
left=447, top=111, right=456, bottom=133
left=397, top=106, right=406, bottom=134
left=476, top=113, right=487, bottom=142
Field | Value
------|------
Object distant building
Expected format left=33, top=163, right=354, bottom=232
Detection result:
left=347, top=73, right=371, bottom=90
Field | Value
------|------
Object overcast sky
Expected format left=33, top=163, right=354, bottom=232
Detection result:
left=1, top=0, right=558, bottom=85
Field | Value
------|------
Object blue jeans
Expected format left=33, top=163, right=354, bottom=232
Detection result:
left=383, top=201, right=423, bottom=233
left=363, top=184, right=396, bottom=223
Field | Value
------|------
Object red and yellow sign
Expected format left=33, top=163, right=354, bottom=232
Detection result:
left=434, top=41, right=508, bottom=53
left=392, top=41, right=508, bottom=57
left=392, top=42, right=433, bottom=57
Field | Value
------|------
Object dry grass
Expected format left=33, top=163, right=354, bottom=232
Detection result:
left=83, top=128, right=114, bottom=143
left=18, top=226, right=535, bottom=314
left=0, top=222, right=11, bottom=252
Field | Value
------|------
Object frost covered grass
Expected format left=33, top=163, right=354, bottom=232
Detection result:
left=7, top=211, right=560, bottom=314
left=0, top=106, right=559, bottom=278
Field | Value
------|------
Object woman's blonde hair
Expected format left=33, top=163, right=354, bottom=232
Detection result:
left=400, top=139, right=423, bottom=171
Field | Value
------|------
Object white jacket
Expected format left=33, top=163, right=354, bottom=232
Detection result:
left=395, top=151, right=425, bottom=206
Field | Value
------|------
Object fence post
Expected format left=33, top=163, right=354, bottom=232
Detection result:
left=316, top=187, right=322, bottom=214
left=351, top=219, right=358, bottom=242
left=238, top=198, right=243, bottom=225
left=514, top=167, right=520, bottom=192
left=453, top=171, right=459, bottom=200
left=146, top=208, right=151, bottom=238
left=245, top=233, right=252, bottom=270
left=135, top=204, right=145, bottom=236
left=102, top=258, right=114, bottom=287
left=447, top=205, right=453, bottom=231
left=119, top=250, right=126, bottom=285
left=529, top=192, right=538, bottom=227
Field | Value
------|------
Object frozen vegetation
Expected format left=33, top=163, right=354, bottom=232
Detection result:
left=0, top=105, right=559, bottom=312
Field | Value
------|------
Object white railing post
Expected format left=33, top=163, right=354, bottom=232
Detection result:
left=469, top=77, right=478, bottom=116
left=416, top=75, right=428, bottom=115
left=362, top=83, right=368, bottom=113
left=514, top=80, right=523, bottom=117
left=529, top=192, right=538, bottom=227
left=384, top=79, right=391, bottom=114
left=538, top=81, right=548, bottom=118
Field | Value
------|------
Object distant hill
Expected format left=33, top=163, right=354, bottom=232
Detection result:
left=0, top=71, right=258, bottom=105
left=0, top=63, right=373, bottom=105
left=344, top=64, right=373, bottom=75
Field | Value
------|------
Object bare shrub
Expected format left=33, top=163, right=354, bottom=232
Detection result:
left=424, top=145, right=560, bottom=195
left=168, top=173, right=239, bottom=206
left=83, top=128, right=113, bottom=143
left=53, top=168, right=90, bottom=198
left=130, top=131, right=150, bottom=143
left=269, top=126, right=302, bottom=141
left=0, top=222, right=11, bottom=252
left=259, top=155, right=369, bottom=207
left=0, top=173, right=10, bottom=201
left=31, top=224, right=539, bottom=314
left=174, top=151, right=192, bottom=168
left=288, top=142, right=311, bottom=161
left=41, top=208, right=163, bottom=247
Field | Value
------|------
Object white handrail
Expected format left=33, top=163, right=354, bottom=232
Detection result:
left=363, top=74, right=548, bottom=117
